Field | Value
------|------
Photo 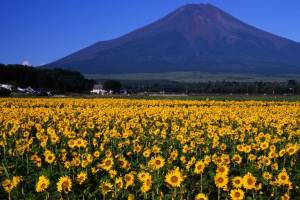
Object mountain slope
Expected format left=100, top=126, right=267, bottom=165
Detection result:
left=43, top=3, right=300, bottom=74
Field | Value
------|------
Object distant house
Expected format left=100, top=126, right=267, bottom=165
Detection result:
left=25, top=87, right=37, bottom=94
left=90, top=84, right=107, bottom=95
left=17, top=87, right=26, bottom=93
left=0, top=84, right=13, bottom=91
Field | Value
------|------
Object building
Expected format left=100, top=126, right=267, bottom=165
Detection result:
left=90, top=84, right=107, bottom=95
left=0, top=84, right=13, bottom=91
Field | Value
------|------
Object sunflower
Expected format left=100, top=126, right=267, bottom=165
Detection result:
left=124, top=172, right=135, bottom=188
left=277, top=168, right=290, bottom=185
left=143, top=149, right=151, bottom=158
left=128, top=193, right=135, bottom=200
left=216, top=166, right=229, bottom=175
left=72, top=157, right=81, bottom=167
left=76, top=138, right=87, bottom=148
left=180, top=156, right=187, bottom=164
left=2, top=179, right=13, bottom=193
left=244, top=145, right=252, bottom=153
left=141, top=183, right=151, bottom=193
left=204, top=156, right=211, bottom=165
left=262, top=172, right=272, bottom=181
left=280, top=193, right=290, bottom=200
left=76, top=172, right=87, bottom=185
left=279, top=149, right=286, bottom=157
left=44, top=151, right=55, bottom=164
left=214, top=173, right=228, bottom=189
left=232, top=154, right=242, bottom=164
left=170, top=150, right=178, bottom=161
left=148, top=155, right=165, bottom=170
left=35, top=175, right=50, bottom=192
left=194, top=160, right=205, bottom=174
left=195, top=193, right=208, bottom=200
left=237, top=145, right=244, bottom=152
left=242, top=173, right=256, bottom=190
left=268, top=151, right=278, bottom=159
left=230, top=189, right=244, bottom=200
left=270, top=162, right=278, bottom=169
left=118, top=157, right=129, bottom=169
left=248, top=154, right=256, bottom=161
left=101, top=157, right=114, bottom=171
left=260, top=141, right=269, bottom=150
left=152, top=145, right=161, bottom=154
left=100, top=180, right=113, bottom=195
left=11, top=176, right=22, bottom=188
left=138, top=172, right=151, bottom=182
left=115, top=177, right=123, bottom=190
left=93, top=150, right=100, bottom=158
left=232, top=176, right=243, bottom=188
left=56, top=175, right=72, bottom=193
left=144, top=177, right=152, bottom=187
left=287, top=145, right=298, bottom=156
left=109, top=169, right=117, bottom=178
left=68, top=139, right=76, bottom=148
left=141, top=177, right=152, bottom=193
left=165, top=167, right=184, bottom=188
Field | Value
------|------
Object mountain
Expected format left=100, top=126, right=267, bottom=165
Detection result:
left=43, top=3, right=300, bottom=75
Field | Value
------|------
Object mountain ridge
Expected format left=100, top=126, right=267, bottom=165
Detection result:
left=43, top=3, right=300, bottom=75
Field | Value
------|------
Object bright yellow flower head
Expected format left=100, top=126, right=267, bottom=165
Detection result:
left=148, top=155, right=165, bottom=170
left=115, top=177, right=124, bottom=190
left=56, top=175, right=72, bottom=193
left=99, top=180, right=113, bottom=196
left=165, top=167, right=184, bottom=188
left=194, top=160, right=205, bottom=174
left=76, top=172, right=87, bottom=185
left=277, top=168, right=290, bottom=186
left=214, top=173, right=228, bottom=189
left=242, top=172, right=256, bottom=190
left=1, top=176, right=22, bottom=193
left=44, top=151, right=55, bottom=164
left=230, top=189, right=244, bottom=200
left=232, top=176, right=243, bottom=188
left=195, top=193, right=208, bottom=200
left=35, top=175, right=50, bottom=192
left=124, top=172, right=135, bottom=189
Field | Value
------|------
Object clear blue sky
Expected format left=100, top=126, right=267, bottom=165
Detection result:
left=1, top=0, right=300, bottom=66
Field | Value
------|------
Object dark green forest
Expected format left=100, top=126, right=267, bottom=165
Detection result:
left=119, top=79, right=300, bottom=94
left=0, top=64, right=94, bottom=93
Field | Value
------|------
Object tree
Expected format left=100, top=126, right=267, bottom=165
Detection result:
left=0, top=87, right=11, bottom=97
left=0, top=64, right=94, bottom=94
left=103, top=80, right=122, bottom=93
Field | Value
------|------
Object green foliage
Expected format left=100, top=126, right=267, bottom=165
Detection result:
left=102, top=80, right=122, bottom=93
left=119, top=79, right=300, bottom=95
left=0, top=64, right=94, bottom=94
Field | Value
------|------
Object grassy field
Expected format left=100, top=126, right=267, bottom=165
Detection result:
left=77, top=94, right=300, bottom=102
left=85, top=72, right=300, bottom=83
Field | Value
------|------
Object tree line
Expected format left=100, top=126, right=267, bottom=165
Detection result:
left=1, top=64, right=300, bottom=95
left=120, top=79, right=300, bottom=94
left=0, top=64, right=94, bottom=94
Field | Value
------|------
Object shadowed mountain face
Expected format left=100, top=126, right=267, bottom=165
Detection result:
left=43, top=4, right=300, bottom=74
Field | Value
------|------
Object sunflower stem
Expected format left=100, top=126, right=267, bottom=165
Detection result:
left=201, top=174, right=203, bottom=192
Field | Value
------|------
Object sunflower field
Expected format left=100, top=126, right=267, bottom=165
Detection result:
left=0, top=98, right=299, bottom=200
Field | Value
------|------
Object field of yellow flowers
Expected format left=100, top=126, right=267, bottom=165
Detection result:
left=0, top=98, right=299, bottom=200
